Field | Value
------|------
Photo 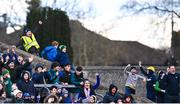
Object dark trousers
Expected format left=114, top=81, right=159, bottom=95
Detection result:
left=156, top=93, right=164, bottom=103
left=164, top=94, right=180, bottom=103
left=125, top=86, right=135, bottom=95
left=28, top=46, right=39, bottom=56
left=147, top=92, right=156, bottom=102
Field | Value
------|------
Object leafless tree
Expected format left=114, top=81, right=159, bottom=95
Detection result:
left=120, top=0, right=180, bottom=51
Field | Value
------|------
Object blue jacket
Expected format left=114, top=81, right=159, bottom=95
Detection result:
left=41, top=46, right=57, bottom=61
left=32, top=72, right=48, bottom=84
left=56, top=51, right=71, bottom=67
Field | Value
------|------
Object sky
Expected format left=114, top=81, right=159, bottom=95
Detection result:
left=1, top=0, right=179, bottom=49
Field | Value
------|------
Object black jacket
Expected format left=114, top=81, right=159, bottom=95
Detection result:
left=163, top=73, right=180, bottom=96
left=17, top=71, right=35, bottom=96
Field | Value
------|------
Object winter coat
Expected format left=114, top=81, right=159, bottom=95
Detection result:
left=140, top=67, right=156, bottom=102
left=56, top=51, right=71, bottom=67
left=70, top=72, right=84, bottom=93
left=102, top=84, right=121, bottom=103
left=14, top=61, right=32, bottom=81
left=78, top=87, right=96, bottom=102
left=59, top=70, right=72, bottom=84
left=16, top=71, right=35, bottom=96
left=46, top=69, right=59, bottom=84
left=41, top=46, right=58, bottom=61
left=32, top=72, right=45, bottom=84
left=60, top=96, right=72, bottom=103
left=7, top=67, right=17, bottom=83
left=163, top=73, right=180, bottom=96
left=3, top=77, right=12, bottom=97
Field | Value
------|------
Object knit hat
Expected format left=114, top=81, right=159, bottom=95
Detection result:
left=35, top=63, right=44, bottom=71
left=2, top=69, right=9, bottom=76
left=13, top=89, right=22, bottom=96
left=59, top=45, right=66, bottom=51
left=76, top=66, right=83, bottom=71
left=147, top=66, right=155, bottom=72
left=23, top=93, right=31, bottom=97
left=24, top=28, right=31, bottom=34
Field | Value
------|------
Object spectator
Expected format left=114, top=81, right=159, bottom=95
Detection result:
left=59, top=63, right=72, bottom=85
left=78, top=76, right=100, bottom=103
left=39, top=87, right=50, bottom=103
left=163, top=65, right=180, bottom=103
left=46, top=62, right=61, bottom=84
left=56, top=45, right=71, bottom=68
left=2, top=69, right=12, bottom=98
left=2, top=50, right=11, bottom=66
left=49, top=85, right=59, bottom=96
left=102, top=84, right=122, bottom=103
left=124, top=64, right=145, bottom=95
left=18, top=28, right=40, bottom=55
left=32, top=64, right=48, bottom=84
left=17, top=71, right=35, bottom=103
left=12, top=89, right=24, bottom=103
left=15, top=55, right=34, bottom=80
left=6, top=62, right=17, bottom=83
left=139, top=61, right=156, bottom=102
left=123, top=94, right=134, bottom=104
left=41, top=41, right=59, bottom=61
left=70, top=66, right=84, bottom=102
left=10, top=45, right=18, bottom=64
left=0, top=82, right=6, bottom=100
left=59, top=88, right=72, bottom=103
left=153, top=71, right=166, bottom=103
left=43, top=94, right=59, bottom=103
left=2, top=46, right=18, bottom=64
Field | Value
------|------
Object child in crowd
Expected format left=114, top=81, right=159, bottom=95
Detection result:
left=124, top=64, right=145, bottom=95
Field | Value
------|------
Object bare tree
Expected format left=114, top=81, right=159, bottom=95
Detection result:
left=120, top=0, right=180, bottom=52
left=50, top=0, right=95, bottom=20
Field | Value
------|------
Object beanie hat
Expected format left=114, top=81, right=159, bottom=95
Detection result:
left=35, top=63, right=44, bottom=71
left=13, top=89, right=22, bottom=96
left=147, top=66, right=155, bottom=72
left=24, top=28, right=31, bottom=34
left=2, top=69, right=9, bottom=76
left=23, top=93, right=31, bottom=97
left=76, top=66, right=83, bottom=71
left=59, top=45, right=66, bottom=51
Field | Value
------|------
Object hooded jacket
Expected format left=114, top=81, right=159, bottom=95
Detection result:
left=17, top=71, right=35, bottom=96
left=56, top=51, right=71, bottom=67
left=41, top=46, right=58, bottom=61
left=102, top=84, right=122, bottom=103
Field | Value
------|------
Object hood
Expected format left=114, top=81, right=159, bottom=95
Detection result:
left=21, top=71, right=31, bottom=80
left=109, top=84, right=118, bottom=95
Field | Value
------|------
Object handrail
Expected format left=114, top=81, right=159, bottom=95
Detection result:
left=34, top=84, right=76, bottom=88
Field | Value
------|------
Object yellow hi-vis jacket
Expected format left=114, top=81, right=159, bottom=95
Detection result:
left=21, top=34, right=40, bottom=52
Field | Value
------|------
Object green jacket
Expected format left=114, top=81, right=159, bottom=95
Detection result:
left=4, top=77, right=12, bottom=97
left=47, top=69, right=59, bottom=84
left=70, top=72, right=84, bottom=93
